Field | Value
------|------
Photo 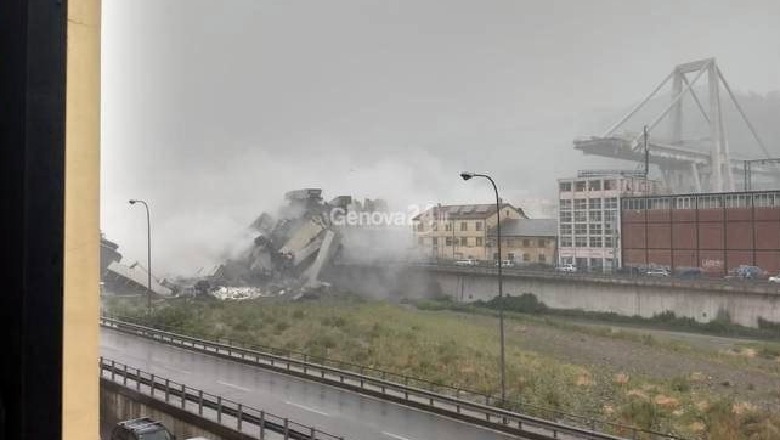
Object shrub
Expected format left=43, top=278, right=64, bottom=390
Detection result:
left=670, top=376, right=690, bottom=393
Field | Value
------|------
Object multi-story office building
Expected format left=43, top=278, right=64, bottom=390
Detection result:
left=557, top=174, right=661, bottom=271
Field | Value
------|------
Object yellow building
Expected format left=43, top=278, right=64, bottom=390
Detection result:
left=486, top=219, right=558, bottom=265
left=412, top=202, right=528, bottom=261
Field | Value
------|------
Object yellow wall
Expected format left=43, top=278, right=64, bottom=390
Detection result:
left=64, top=0, right=101, bottom=438
left=412, top=207, right=527, bottom=261
left=489, top=237, right=557, bottom=264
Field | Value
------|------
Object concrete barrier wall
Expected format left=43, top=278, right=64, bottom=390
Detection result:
left=100, top=379, right=251, bottom=440
left=433, top=272, right=780, bottom=328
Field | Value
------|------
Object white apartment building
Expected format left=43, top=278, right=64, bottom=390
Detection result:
left=557, top=174, right=661, bottom=271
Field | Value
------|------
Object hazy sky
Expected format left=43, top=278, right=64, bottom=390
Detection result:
left=101, top=0, right=780, bottom=276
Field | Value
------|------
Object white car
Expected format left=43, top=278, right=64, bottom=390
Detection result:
left=455, top=259, right=478, bottom=266
left=769, top=273, right=780, bottom=283
left=555, top=264, right=577, bottom=272
left=646, top=268, right=670, bottom=277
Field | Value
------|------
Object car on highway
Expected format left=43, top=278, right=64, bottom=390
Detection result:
left=110, top=418, right=174, bottom=440
left=454, top=259, right=478, bottom=266
left=109, top=418, right=207, bottom=440
left=555, top=264, right=577, bottom=272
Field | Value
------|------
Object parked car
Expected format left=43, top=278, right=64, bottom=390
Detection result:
left=645, top=268, right=670, bottom=277
left=729, top=265, right=766, bottom=280
left=454, top=259, right=478, bottom=266
left=555, top=264, right=577, bottom=272
left=768, top=272, right=780, bottom=283
left=677, top=267, right=704, bottom=279
left=493, top=260, right=515, bottom=267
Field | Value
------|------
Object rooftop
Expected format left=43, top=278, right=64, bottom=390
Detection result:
left=413, top=203, right=526, bottom=221
left=487, top=219, right=558, bottom=238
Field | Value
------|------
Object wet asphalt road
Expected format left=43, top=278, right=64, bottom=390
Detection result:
left=101, top=329, right=521, bottom=440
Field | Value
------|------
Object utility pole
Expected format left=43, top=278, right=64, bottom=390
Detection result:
left=460, top=171, right=506, bottom=404
left=129, top=199, right=152, bottom=315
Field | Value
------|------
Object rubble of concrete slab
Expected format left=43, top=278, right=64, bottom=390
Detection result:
left=205, top=188, right=390, bottom=300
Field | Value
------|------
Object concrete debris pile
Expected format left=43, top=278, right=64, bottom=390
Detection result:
left=210, top=188, right=389, bottom=299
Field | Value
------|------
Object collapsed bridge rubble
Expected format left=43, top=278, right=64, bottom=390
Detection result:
left=208, top=188, right=394, bottom=299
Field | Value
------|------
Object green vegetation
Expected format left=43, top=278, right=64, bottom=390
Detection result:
left=105, top=296, right=780, bottom=440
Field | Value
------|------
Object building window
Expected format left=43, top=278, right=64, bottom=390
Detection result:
left=559, top=199, right=572, bottom=210
left=476, top=237, right=483, bottom=247
left=575, top=224, right=587, bottom=235
left=588, top=198, right=601, bottom=209
left=417, top=223, right=424, bottom=232
left=560, top=211, right=572, bottom=222
left=575, top=211, right=587, bottom=222
left=538, top=254, right=546, bottom=263
left=604, top=197, right=617, bottom=209
left=604, top=210, right=617, bottom=222
left=537, top=239, right=546, bottom=247
left=445, top=237, right=454, bottom=246
left=589, top=236, right=603, bottom=247
left=460, top=221, right=468, bottom=231
left=589, top=210, right=602, bottom=221
left=575, top=181, right=586, bottom=192
left=588, top=180, right=601, bottom=191
left=432, top=237, right=438, bottom=246
left=508, top=252, right=515, bottom=260
left=460, top=237, right=468, bottom=247
left=726, top=194, right=749, bottom=208
left=432, top=222, right=438, bottom=231
left=604, top=222, right=614, bottom=234
left=475, top=221, right=483, bottom=231
left=604, top=236, right=614, bottom=248
left=560, top=224, right=572, bottom=235
left=674, top=197, right=693, bottom=209
left=589, top=224, right=602, bottom=235
left=574, top=198, right=587, bottom=210
left=559, top=182, right=572, bottom=192
left=754, top=193, right=778, bottom=207
left=523, top=253, right=530, bottom=261
left=604, top=180, right=616, bottom=191
left=560, top=237, right=573, bottom=247
left=575, top=236, right=588, bottom=247
left=522, top=239, right=530, bottom=247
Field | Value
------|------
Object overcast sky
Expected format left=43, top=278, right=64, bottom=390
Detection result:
left=101, top=0, right=780, bottom=276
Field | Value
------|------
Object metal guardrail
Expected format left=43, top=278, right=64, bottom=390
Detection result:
left=100, top=357, right=344, bottom=440
left=101, top=317, right=685, bottom=440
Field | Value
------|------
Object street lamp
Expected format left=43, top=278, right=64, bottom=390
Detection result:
left=460, top=171, right=506, bottom=404
left=129, top=199, right=152, bottom=315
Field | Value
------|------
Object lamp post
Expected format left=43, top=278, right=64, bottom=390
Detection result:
left=460, top=171, right=506, bottom=404
left=129, top=199, right=152, bottom=315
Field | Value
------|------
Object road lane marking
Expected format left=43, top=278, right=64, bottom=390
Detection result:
left=159, top=364, right=191, bottom=375
left=285, top=401, right=329, bottom=416
left=382, top=432, right=414, bottom=440
left=216, top=380, right=252, bottom=392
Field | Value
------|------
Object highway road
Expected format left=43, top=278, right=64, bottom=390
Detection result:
left=102, top=328, right=521, bottom=440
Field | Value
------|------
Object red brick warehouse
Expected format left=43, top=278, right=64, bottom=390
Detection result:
left=621, top=191, right=780, bottom=276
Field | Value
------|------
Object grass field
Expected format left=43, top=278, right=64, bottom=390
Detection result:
left=104, top=295, right=780, bottom=440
